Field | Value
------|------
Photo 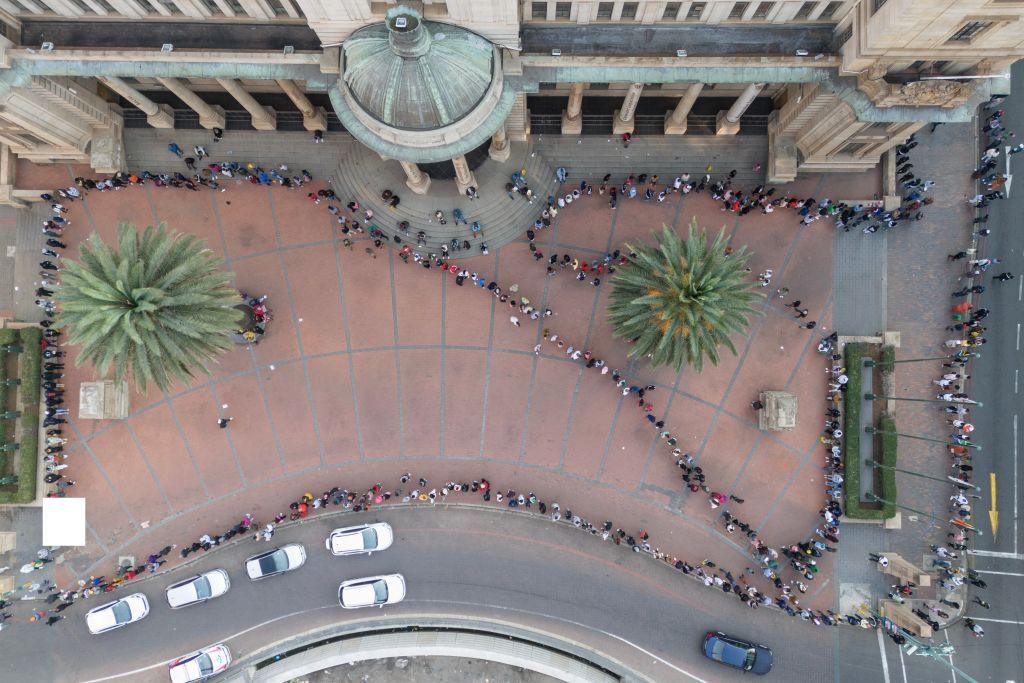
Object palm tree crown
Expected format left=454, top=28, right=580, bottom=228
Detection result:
left=56, top=223, right=241, bottom=392
left=607, top=219, right=762, bottom=372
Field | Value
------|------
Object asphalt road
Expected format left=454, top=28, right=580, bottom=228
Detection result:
left=865, top=61, right=1024, bottom=683
left=956, top=58, right=1024, bottom=683
left=3, top=505, right=839, bottom=682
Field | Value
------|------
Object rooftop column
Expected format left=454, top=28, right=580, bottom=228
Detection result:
left=215, top=79, right=277, bottom=131
left=399, top=160, right=431, bottom=195
left=155, top=77, right=225, bottom=130
left=613, top=82, right=644, bottom=135
left=716, top=82, right=765, bottom=136
left=275, top=79, right=327, bottom=132
left=452, top=154, right=477, bottom=196
left=665, top=83, right=703, bottom=135
left=488, top=121, right=510, bottom=162
left=561, top=82, right=586, bottom=135
left=99, top=76, right=174, bottom=128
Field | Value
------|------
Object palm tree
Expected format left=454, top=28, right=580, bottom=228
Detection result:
left=607, top=219, right=762, bottom=372
left=56, top=223, right=241, bottom=392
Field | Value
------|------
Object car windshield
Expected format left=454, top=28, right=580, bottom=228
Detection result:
left=111, top=601, right=132, bottom=624
left=258, top=550, right=286, bottom=574
left=193, top=576, right=211, bottom=599
left=372, top=579, right=388, bottom=603
left=196, top=653, right=214, bottom=676
left=360, top=528, right=378, bottom=549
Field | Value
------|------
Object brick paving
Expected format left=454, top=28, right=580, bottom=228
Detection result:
left=14, top=144, right=859, bottom=616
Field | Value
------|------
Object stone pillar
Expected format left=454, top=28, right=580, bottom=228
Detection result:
left=664, top=82, right=703, bottom=135
left=561, top=82, right=586, bottom=135
left=99, top=76, right=175, bottom=129
left=275, top=79, right=327, bottom=131
left=613, top=82, right=644, bottom=135
left=452, top=154, right=477, bottom=196
left=399, top=160, right=431, bottom=195
left=716, top=82, right=765, bottom=136
left=488, top=122, right=510, bottom=162
left=215, top=78, right=277, bottom=131
left=155, top=77, right=225, bottom=130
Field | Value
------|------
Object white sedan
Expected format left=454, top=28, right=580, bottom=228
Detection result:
left=338, top=573, right=406, bottom=609
left=85, top=593, right=150, bottom=634
left=244, top=543, right=306, bottom=580
left=326, top=522, right=394, bottom=556
left=168, top=643, right=232, bottom=683
left=165, top=569, right=231, bottom=608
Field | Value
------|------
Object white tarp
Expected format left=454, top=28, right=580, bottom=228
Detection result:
left=42, top=497, right=86, bottom=546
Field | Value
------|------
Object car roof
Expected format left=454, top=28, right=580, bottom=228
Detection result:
left=86, top=602, right=119, bottom=632
left=342, top=583, right=378, bottom=606
left=331, top=529, right=367, bottom=553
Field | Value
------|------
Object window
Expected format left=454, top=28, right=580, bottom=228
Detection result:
left=266, top=0, right=290, bottom=16
left=645, top=83, right=662, bottom=89
left=588, top=82, right=610, bottom=90
left=531, top=2, right=547, bottom=19
left=871, top=0, right=887, bottom=13
left=620, top=2, right=638, bottom=19
left=839, top=142, right=864, bottom=155
left=818, top=1, right=842, bottom=18
left=539, top=82, right=558, bottom=90
left=728, top=2, right=749, bottom=19
left=794, top=1, right=815, bottom=19
left=835, top=25, right=853, bottom=46
left=596, top=1, right=613, bottom=19
left=686, top=2, right=706, bottom=20
left=554, top=1, right=570, bottom=18
left=947, top=20, right=994, bottom=42
left=752, top=1, right=774, bottom=18
left=662, top=2, right=681, bottom=20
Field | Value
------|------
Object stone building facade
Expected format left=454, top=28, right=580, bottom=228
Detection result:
left=0, top=0, right=1019, bottom=203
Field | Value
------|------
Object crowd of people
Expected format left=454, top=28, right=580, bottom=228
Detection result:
left=9, top=104, right=1004, bottom=645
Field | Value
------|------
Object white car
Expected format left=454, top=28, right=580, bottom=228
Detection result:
left=85, top=593, right=150, bottom=634
left=165, top=569, right=231, bottom=608
left=326, top=522, right=394, bottom=556
left=338, top=573, right=406, bottom=609
left=245, top=543, right=306, bottom=580
left=168, top=643, right=232, bottom=683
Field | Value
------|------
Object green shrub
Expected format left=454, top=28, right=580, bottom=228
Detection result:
left=879, top=414, right=897, bottom=518
left=842, top=342, right=897, bottom=520
left=842, top=343, right=865, bottom=517
left=880, top=345, right=896, bottom=369
left=0, top=327, right=42, bottom=503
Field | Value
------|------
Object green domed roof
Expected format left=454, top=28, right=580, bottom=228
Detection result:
left=342, top=6, right=495, bottom=131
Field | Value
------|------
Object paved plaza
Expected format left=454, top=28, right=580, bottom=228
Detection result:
left=13, top=140, right=882, bottom=621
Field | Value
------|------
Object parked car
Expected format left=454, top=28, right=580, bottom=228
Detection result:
left=702, top=631, right=773, bottom=675
left=326, top=522, right=394, bottom=556
left=85, top=593, right=150, bottom=634
left=168, top=643, right=232, bottom=683
left=165, top=569, right=231, bottom=608
left=338, top=573, right=406, bottom=609
left=244, top=543, right=306, bottom=580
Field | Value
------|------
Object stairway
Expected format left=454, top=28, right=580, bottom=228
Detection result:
left=329, top=140, right=558, bottom=255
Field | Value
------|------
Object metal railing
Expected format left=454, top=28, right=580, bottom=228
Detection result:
left=530, top=112, right=769, bottom=135
left=123, top=108, right=345, bottom=132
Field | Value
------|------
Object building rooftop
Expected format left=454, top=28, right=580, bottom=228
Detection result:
left=521, top=23, right=837, bottom=57
left=342, top=7, right=494, bottom=131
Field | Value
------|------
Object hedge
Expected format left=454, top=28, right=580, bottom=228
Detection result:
left=0, top=327, right=41, bottom=504
left=842, top=342, right=897, bottom=520
left=0, top=327, right=12, bottom=447
left=880, top=344, right=896, bottom=368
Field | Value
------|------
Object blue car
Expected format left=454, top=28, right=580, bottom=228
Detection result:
left=702, top=631, right=773, bottom=675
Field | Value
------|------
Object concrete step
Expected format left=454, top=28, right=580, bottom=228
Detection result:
left=534, top=134, right=769, bottom=187
left=329, top=141, right=557, bottom=254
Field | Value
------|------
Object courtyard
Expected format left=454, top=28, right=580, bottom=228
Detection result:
left=18, top=138, right=878, bottom=621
